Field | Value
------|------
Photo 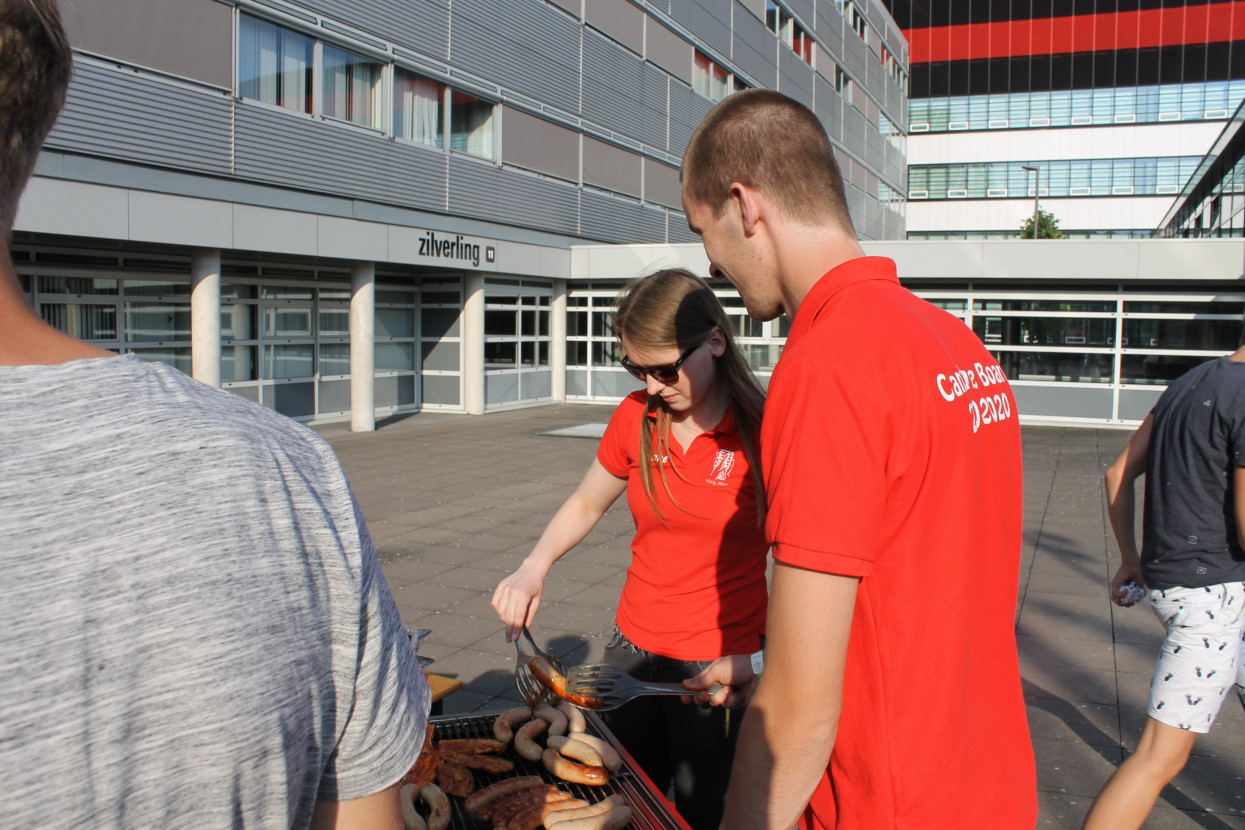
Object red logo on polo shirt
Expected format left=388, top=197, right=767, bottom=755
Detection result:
left=708, top=450, right=735, bottom=485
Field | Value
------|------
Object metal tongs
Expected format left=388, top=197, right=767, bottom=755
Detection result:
left=512, top=625, right=565, bottom=708
left=564, top=664, right=707, bottom=712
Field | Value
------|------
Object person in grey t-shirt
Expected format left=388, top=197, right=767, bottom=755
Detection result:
left=1084, top=323, right=1245, bottom=830
left=0, top=3, right=429, bottom=828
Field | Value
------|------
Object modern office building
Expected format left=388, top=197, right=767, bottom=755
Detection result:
left=1159, top=97, right=1245, bottom=236
left=15, top=0, right=909, bottom=425
left=884, top=0, right=1245, bottom=239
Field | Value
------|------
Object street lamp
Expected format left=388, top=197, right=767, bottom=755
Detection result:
left=1021, top=165, right=1040, bottom=239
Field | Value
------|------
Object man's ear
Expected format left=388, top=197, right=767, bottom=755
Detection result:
left=730, top=183, right=764, bottom=237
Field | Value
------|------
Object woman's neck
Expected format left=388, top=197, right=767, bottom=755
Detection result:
left=671, top=383, right=731, bottom=435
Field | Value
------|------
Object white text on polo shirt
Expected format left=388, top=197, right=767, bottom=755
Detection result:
left=935, top=362, right=1013, bottom=434
left=708, top=450, right=735, bottom=485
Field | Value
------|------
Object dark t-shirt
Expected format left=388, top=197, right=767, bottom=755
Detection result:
left=1142, top=356, right=1245, bottom=590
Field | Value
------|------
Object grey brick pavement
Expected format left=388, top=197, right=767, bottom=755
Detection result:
left=317, top=408, right=1245, bottom=828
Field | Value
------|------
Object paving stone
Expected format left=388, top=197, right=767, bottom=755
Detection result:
left=1032, top=735, right=1122, bottom=798
left=1026, top=696, right=1121, bottom=747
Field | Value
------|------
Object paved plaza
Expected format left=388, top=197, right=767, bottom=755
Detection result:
left=317, top=407, right=1245, bottom=828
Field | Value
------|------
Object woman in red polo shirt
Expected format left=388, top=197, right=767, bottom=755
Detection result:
left=492, top=268, right=768, bottom=830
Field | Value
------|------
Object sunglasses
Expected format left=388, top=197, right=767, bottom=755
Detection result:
left=620, top=340, right=704, bottom=384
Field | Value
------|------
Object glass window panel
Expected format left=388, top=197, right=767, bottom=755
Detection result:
left=394, top=69, right=444, bottom=147
left=131, top=348, right=192, bottom=375
left=239, top=15, right=312, bottom=114
left=1121, top=319, right=1243, bottom=350
left=376, top=289, right=415, bottom=304
left=222, top=304, right=255, bottom=339
left=1121, top=354, right=1215, bottom=385
left=521, top=310, right=536, bottom=336
left=319, top=309, right=350, bottom=336
left=1124, top=300, right=1245, bottom=314
left=592, top=341, right=621, bottom=367
left=320, top=287, right=351, bottom=301
left=971, top=315, right=1113, bottom=346
left=485, top=309, right=517, bottom=336
left=537, top=341, right=550, bottom=366
left=221, top=345, right=257, bottom=381
left=263, top=343, right=314, bottom=379
left=693, top=52, right=712, bottom=98
left=124, top=280, right=190, bottom=297
left=38, top=276, right=117, bottom=295
left=521, top=341, right=536, bottom=367
left=319, top=343, right=351, bottom=375
left=591, top=311, right=614, bottom=338
left=421, top=308, right=460, bottom=338
left=567, top=311, right=589, bottom=336
left=125, top=303, right=192, bottom=342
left=376, top=342, right=415, bottom=372
left=261, top=285, right=313, bottom=299
left=485, top=341, right=516, bottom=368
left=992, top=350, right=1113, bottom=383
left=741, top=343, right=782, bottom=372
left=538, top=310, right=549, bottom=336
left=321, top=44, right=382, bottom=128
left=40, top=303, right=117, bottom=340
left=973, top=300, right=1114, bottom=312
left=221, top=283, right=256, bottom=300
left=450, top=90, right=494, bottom=159
left=376, top=307, right=414, bottom=338
left=566, top=340, right=588, bottom=365
left=264, top=307, right=312, bottom=337
left=423, top=291, right=461, bottom=304
left=567, top=295, right=589, bottom=307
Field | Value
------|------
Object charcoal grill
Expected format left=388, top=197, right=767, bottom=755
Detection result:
left=430, top=709, right=691, bottom=830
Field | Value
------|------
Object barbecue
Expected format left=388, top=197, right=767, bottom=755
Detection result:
left=428, top=710, right=691, bottom=830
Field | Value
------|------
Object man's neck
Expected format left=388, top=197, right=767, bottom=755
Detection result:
left=775, top=226, right=867, bottom=320
left=1230, top=345, right=1245, bottom=363
left=0, top=251, right=114, bottom=366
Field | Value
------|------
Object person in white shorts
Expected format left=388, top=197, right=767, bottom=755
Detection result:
left=1083, top=325, right=1245, bottom=830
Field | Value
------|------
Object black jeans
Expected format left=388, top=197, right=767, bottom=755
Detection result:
left=600, top=627, right=747, bottom=830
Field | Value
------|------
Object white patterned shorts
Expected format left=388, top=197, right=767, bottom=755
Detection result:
left=1146, top=582, right=1245, bottom=733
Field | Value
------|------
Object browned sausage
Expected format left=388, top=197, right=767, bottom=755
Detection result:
left=532, top=703, right=568, bottom=736
left=506, top=797, right=590, bottom=830
left=439, top=748, right=515, bottom=774
left=493, top=706, right=533, bottom=744
left=528, top=656, right=604, bottom=710
left=541, top=747, right=609, bottom=786
left=555, top=733, right=621, bottom=772
left=419, top=783, right=450, bottom=830
left=463, top=775, right=543, bottom=816
left=434, top=760, right=474, bottom=797
left=546, top=736, right=603, bottom=767
left=514, top=717, right=548, bottom=762
left=437, top=737, right=506, bottom=755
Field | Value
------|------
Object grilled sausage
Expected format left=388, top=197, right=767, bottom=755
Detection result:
left=554, top=733, right=621, bottom=772
left=463, top=775, right=543, bottom=816
left=434, top=760, right=475, bottom=797
left=493, top=706, right=533, bottom=744
left=439, top=748, right=515, bottom=774
left=399, top=783, right=428, bottom=830
left=528, top=657, right=604, bottom=710
left=437, top=737, right=506, bottom=755
left=546, top=735, right=603, bottom=768
left=542, top=796, right=628, bottom=828
left=507, top=798, right=590, bottom=830
left=557, top=700, right=587, bottom=734
left=533, top=703, right=568, bottom=736
left=514, top=717, right=548, bottom=762
left=541, top=747, right=609, bottom=786
left=419, top=783, right=450, bottom=830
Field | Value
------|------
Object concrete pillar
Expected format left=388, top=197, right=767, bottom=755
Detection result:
left=463, top=272, right=486, bottom=415
left=350, top=262, right=376, bottom=432
left=551, top=279, right=567, bottom=402
left=190, top=248, right=221, bottom=387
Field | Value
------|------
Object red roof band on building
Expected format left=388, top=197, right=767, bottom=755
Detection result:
left=907, top=1, right=1245, bottom=64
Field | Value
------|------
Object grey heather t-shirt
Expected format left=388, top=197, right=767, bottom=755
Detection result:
left=0, top=355, right=429, bottom=828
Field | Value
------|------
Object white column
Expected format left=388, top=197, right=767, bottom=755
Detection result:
left=551, top=279, right=567, bottom=402
left=350, top=262, right=376, bottom=432
left=190, top=248, right=221, bottom=387
left=463, top=272, right=486, bottom=415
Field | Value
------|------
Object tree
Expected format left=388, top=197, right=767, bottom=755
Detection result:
left=1015, top=208, right=1064, bottom=239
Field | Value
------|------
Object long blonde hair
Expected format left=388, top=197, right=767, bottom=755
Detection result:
left=612, top=268, right=766, bottom=524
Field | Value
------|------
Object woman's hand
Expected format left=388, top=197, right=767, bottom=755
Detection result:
left=492, top=561, right=549, bottom=642
left=682, top=654, right=759, bottom=709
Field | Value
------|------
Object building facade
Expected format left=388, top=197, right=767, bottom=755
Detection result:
left=884, top=0, right=1245, bottom=239
left=1160, top=98, right=1245, bottom=236
left=15, top=0, right=908, bottom=424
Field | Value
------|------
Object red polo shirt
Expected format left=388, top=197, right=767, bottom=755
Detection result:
left=597, top=391, right=768, bottom=661
left=763, top=257, right=1036, bottom=829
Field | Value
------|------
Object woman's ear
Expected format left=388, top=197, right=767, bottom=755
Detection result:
left=707, top=326, right=727, bottom=358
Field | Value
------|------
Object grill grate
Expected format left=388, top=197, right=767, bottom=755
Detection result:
left=430, top=710, right=691, bottom=830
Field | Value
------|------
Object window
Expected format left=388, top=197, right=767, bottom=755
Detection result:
left=766, top=0, right=813, bottom=64
left=693, top=51, right=733, bottom=102
left=450, top=90, right=494, bottom=159
left=394, top=69, right=444, bottom=148
left=836, top=66, right=853, bottom=105
left=321, top=44, right=382, bottom=128
left=239, top=14, right=313, bottom=113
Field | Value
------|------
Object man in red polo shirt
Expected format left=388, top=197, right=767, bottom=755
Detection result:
left=680, top=89, right=1037, bottom=829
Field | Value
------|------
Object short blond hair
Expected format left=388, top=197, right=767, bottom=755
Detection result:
left=0, top=0, right=71, bottom=236
left=681, top=89, right=855, bottom=234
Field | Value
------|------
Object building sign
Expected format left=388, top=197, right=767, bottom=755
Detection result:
left=416, top=230, right=495, bottom=268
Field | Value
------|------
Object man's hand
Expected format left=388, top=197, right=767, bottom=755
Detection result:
left=682, top=654, right=758, bottom=709
left=1109, top=563, right=1145, bottom=607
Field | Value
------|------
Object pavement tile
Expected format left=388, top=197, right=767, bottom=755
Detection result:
left=1023, top=662, right=1121, bottom=706
left=432, top=565, right=510, bottom=593
left=1018, top=590, right=1115, bottom=643
left=415, top=610, right=505, bottom=650
left=391, top=581, right=477, bottom=612
left=1026, top=695, right=1122, bottom=747
left=1032, top=735, right=1122, bottom=797
left=1018, top=633, right=1117, bottom=671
